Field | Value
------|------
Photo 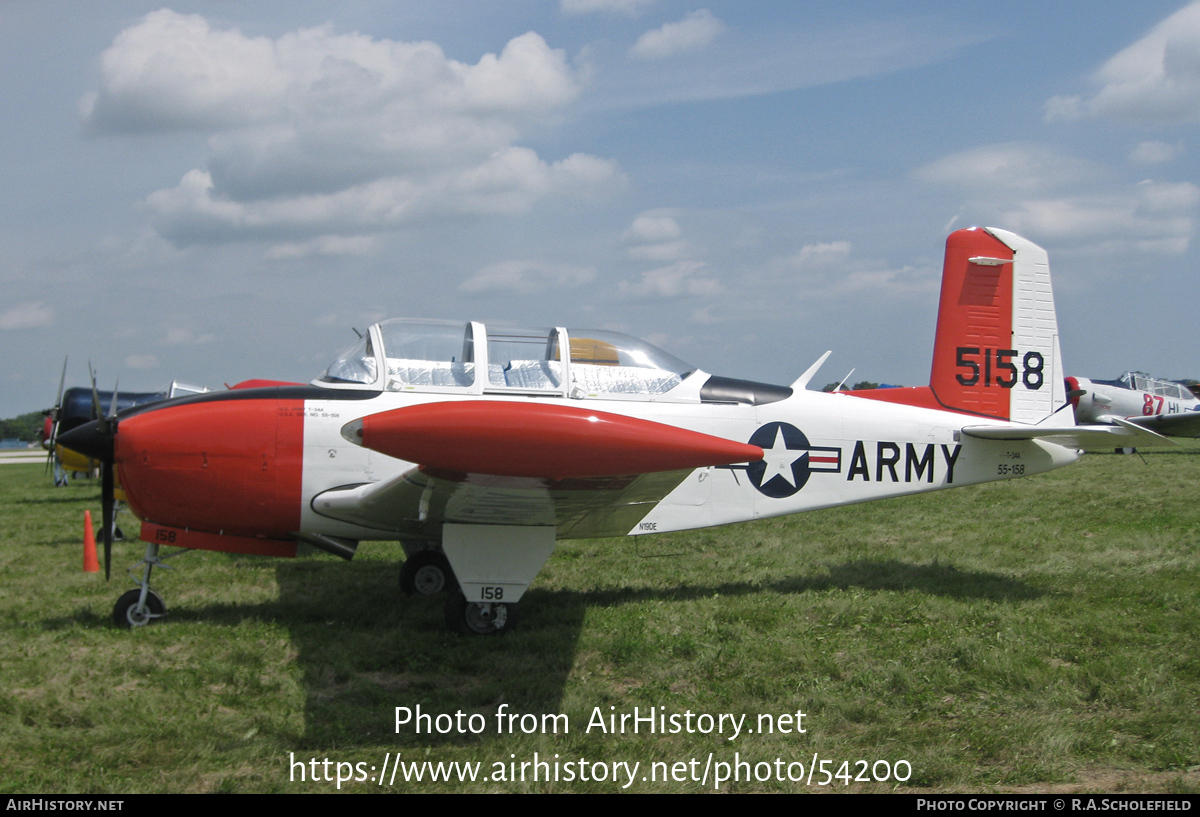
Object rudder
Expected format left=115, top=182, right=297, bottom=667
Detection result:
left=928, top=227, right=1066, bottom=424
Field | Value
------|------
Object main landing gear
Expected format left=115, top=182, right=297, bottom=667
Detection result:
left=111, top=542, right=189, bottom=629
left=399, top=550, right=456, bottom=597
left=421, top=524, right=555, bottom=636
left=400, top=550, right=515, bottom=635
left=443, top=590, right=518, bottom=636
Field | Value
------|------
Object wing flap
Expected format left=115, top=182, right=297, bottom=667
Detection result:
left=311, top=466, right=691, bottom=539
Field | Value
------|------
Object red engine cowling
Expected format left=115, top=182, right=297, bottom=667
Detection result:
left=115, top=398, right=304, bottom=538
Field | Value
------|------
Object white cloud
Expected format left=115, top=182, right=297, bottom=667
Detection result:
left=146, top=149, right=622, bottom=246
left=85, top=13, right=579, bottom=135
left=826, top=266, right=934, bottom=296
left=1130, top=140, right=1183, bottom=164
left=631, top=9, right=725, bottom=60
left=627, top=241, right=688, bottom=261
left=125, top=354, right=160, bottom=370
left=690, top=305, right=723, bottom=324
left=623, top=213, right=681, bottom=243
left=993, top=181, right=1199, bottom=251
left=914, top=143, right=1097, bottom=193
left=160, top=327, right=218, bottom=346
left=316, top=311, right=386, bottom=328
left=770, top=241, right=933, bottom=299
left=83, top=11, right=618, bottom=246
left=459, top=260, right=596, bottom=294
left=561, top=0, right=656, bottom=16
left=622, top=212, right=688, bottom=260
left=787, top=241, right=852, bottom=269
left=265, top=235, right=377, bottom=260
left=80, top=10, right=287, bottom=133
left=1045, top=2, right=1200, bottom=123
left=918, top=143, right=1199, bottom=254
left=618, top=260, right=720, bottom=297
left=1137, top=178, right=1200, bottom=212
left=0, top=302, right=52, bottom=330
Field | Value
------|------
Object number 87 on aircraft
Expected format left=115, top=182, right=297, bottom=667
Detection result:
left=61, top=227, right=1168, bottom=634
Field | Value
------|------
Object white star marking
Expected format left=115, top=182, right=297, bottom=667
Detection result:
left=759, top=426, right=804, bottom=488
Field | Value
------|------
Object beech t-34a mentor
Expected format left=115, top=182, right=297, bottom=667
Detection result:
left=59, top=227, right=1172, bottom=635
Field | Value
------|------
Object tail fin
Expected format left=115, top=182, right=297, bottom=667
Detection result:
left=847, top=227, right=1068, bottom=425
left=928, top=227, right=1066, bottom=423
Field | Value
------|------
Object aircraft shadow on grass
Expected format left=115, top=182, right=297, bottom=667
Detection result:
left=41, top=553, right=1046, bottom=748
left=269, top=557, right=1044, bottom=747
left=80, top=556, right=1051, bottom=746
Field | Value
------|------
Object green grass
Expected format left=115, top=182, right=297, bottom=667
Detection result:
left=1, top=445, right=1198, bottom=793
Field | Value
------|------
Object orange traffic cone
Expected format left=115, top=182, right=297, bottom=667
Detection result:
left=83, top=510, right=99, bottom=573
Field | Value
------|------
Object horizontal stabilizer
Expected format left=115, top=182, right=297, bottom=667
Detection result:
left=962, top=417, right=1176, bottom=448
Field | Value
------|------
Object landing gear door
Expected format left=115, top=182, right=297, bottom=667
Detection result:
left=441, top=524, right=557, bottom=604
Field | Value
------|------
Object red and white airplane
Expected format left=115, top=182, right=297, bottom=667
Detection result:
left=1067, top=371, right=1200, bottom=444
left=60, top=227, right=1170, bottom=634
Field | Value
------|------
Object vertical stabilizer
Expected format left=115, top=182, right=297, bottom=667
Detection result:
left=928, top=228, right=1066, bottom=424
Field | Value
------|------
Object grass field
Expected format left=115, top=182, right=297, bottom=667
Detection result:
left=1, top=445, right=1198, bottom=793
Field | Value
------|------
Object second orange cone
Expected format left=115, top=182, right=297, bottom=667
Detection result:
left=83, top=510, right=99, bottom=574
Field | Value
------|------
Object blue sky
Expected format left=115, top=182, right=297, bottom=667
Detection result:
left=2, top=1, right=1198, bottom=416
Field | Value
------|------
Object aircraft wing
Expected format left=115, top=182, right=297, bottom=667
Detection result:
left=962, top=417, right=1176, bottom=448
left=312, top=466, right=694, bottom=539
left=1107, top=412, right=1200, bottom=438
left=315, top=400, right=764, bottom=538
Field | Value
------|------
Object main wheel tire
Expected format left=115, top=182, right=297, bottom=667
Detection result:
left=399, top=551, right=456, bottom=596
left=443, top=590, right=518, bottom=635
left=112, top=589, right=165, bottom=629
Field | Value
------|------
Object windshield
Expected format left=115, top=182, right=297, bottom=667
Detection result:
left=321, top=334, right=377, bottom=385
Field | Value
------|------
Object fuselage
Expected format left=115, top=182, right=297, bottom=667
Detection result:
left=105, top=378, right=1078, bottom=549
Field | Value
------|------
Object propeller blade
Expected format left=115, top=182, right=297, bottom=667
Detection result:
left=55, top=356, right=68, bottom=416
left=88, top=363, right=108, bottom=435
left=46, top=411, right=62, bottom=476
left=82, top=363, right=119, bottom=578
left=44, top=415, right=54, bottom=475
left=45, top=357, right=68, bottom=476
left=101, top=461, right=113, bottom=581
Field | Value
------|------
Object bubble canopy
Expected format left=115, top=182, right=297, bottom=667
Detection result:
left=318, top=319, right=697, bottom=398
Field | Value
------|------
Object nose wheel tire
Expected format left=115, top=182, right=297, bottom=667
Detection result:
left=112, top=589, right=166, bottom=629
left=444, top=590, right=518, bottom=635
left=400, top=551, right=456, bottom=596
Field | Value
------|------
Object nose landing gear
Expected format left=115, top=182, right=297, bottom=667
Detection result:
left=111, top=542, right=189, bottom=629
left=113, top=588, right=165, bottom=628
